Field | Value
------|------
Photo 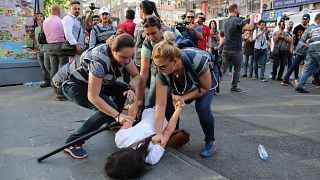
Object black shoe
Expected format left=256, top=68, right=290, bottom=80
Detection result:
left=276, top=78, right=283, bottom=81
left=53, top=96, right=68, bottom=101
left=241, top=74, right=247, bottom=77
left=295, top=87, right=309, bottom=93
left=230, top=87, right=245, bottom=93
left=40, top=82, right=51, bottom=88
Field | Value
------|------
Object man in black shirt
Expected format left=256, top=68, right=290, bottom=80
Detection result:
left=282, top=14, right=310, bottom=86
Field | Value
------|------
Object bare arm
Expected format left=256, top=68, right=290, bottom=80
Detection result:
left=87, top=72, right=132, bottom=124
left=85, top=11, right=92, bottom=32
left=242, top=14, right=255, bottom=31
left=151, top=79, right=168, bottom=145
left=138, top=56, right=151, bottom=108
left=125, top=59, right=142, bottom=117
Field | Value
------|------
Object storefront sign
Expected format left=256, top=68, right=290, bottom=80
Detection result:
left=262, top=7, right=300, bottom=21
left=0, top=0, right=37, bottom=64
left=274, top=0, right=318, bottom=9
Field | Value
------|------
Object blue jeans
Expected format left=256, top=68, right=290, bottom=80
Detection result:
left=298, top=52, right=320, bottom=88
left=283, top=53, right=305, bottom=81
left=254, top=49, right=267, bottom=79
left=195, top=89, right=215, bottom=143
left=63, top=80, right=128, bottom=145
left=243, top=54, right=253, bottom=76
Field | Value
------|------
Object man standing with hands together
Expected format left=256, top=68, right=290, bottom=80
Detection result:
left=221, top=4, right=255, bottom=93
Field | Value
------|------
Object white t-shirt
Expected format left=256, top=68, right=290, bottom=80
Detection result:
left=115, top=108, right=168, bottom=165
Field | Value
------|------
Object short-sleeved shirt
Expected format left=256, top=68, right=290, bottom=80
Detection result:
left=273, top=31, right=290, bottom=51
left=223, top=16, right=247, bottom=51
left=66, top=44, right=124, bottom=84
left=117, top=20, right=136, bottom=37
left=115, top=108, right=167, bottom=165
left=157, top=48, right=210, bottom=95
left=300, top=24, right=320, bottom=53
left=293, top=24, right=307, bottom=47
left=253, top=29, right=268, bottom=49
left=181, top=25, right=202, bottom=48
left=198, top=24, right=210, bottom=50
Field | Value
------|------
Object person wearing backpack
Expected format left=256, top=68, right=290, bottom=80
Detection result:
left=151, top=31, right=217, bottom=158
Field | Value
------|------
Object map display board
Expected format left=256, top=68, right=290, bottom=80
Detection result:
left=0, top=0, right=37, bottom=64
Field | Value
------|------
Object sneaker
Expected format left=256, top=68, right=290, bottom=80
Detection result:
left=281, top=80, right=291, bottom=86
left=295, top=87, right=309, bottom=93
left=260, top=78, right=267, bottom=82
left=268, top=74, right=273, bottom=79
left=228, top=72, right=232, bottom=76
left=201, top=141, right=217, bottom=158
left=64, top=146, right=88, bottom=159
left=40, top=82, right=51, bottom=88
left=241, top=74, right=247, bottom=77
left=230, top=87, right=245, bottom=93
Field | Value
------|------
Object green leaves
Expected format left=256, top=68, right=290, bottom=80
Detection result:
left=43, top=0, right=71, bottom=17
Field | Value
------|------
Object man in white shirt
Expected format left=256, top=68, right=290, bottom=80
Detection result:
left=252, top=20, right=269, bottom=82
left=62, top=1, right=84, bottom=61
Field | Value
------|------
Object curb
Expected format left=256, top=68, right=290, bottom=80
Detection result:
left=167, top=148, right=229, bottom=180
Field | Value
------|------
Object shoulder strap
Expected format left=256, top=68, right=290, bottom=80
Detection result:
left=181, top=52, right=200, bottom=92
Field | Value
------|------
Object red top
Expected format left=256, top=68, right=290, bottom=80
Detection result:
left=197, top=24, right=210, bottom=51
left=117, top=20, right=136, bottom=38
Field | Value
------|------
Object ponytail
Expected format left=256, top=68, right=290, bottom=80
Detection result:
left=152, top=31, right=181, bottom=62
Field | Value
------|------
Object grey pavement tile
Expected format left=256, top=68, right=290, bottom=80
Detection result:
left=23, top=159, right=70, bottom=179
left=0, top=162, right=26, bottom=180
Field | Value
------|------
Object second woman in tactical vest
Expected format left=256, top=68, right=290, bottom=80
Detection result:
left=89, top=7, right=116, bottom=48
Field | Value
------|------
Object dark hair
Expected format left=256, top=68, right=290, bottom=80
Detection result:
left=229, top=4, right=238, bottom=13
left=105, top=139, right=151, bottom=179
left=220, top=31, right=225, bottom=37
left=111, top=34, right=135, bottom=52
left=126, top=9, right=135, bottom=20
left=315, top=13, right=320, bottom=21
left=92, top=15, right=99, bottom=20
left=140, top=0, right=160, bottom=17
left=187, top=10, right=195, bottom=14
left=142, top=15, right=161, bottom=29
left=209, top=20, right=217, bottom=30
left=69, top=1, right=80, bottom=6
left=258, top=20, right=266, bottom=25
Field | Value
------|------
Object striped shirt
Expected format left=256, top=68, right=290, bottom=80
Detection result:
left=66, top=44, right=124, bottom=85
left=157, top=48, right=210, bottom=95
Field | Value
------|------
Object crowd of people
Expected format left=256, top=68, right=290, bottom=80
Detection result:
left=32, top=0, right=319, bottom=178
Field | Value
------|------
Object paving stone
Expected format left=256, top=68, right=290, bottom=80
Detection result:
left=0, top=163, right=26, bottom=179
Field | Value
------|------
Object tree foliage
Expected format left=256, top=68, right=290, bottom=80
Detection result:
left=43, top=0, right=71, bottom=17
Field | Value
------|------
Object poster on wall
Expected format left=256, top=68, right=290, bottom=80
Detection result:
left=0, top=0, right=37, bottom=64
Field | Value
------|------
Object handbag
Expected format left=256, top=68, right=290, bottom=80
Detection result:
left=38, top=31, right=47, bottom=44
left=61, top=28, right=81, bottom=56
left=272, top=36, right=284, bottom=56
left=166, top=129, right=190, bottom=149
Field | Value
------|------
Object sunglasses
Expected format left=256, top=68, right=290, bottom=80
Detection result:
left=187, top=16, right=195, bottom=19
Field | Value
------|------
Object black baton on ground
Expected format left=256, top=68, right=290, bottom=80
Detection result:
left=37, top=121, right=118, bottom=162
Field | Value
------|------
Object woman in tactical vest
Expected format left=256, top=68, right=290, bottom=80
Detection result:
left=151, top=31, right=217, bottom=158
left=56, top=34, right=141, bottom=159
left=89, top=7, right=116, bottom=48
